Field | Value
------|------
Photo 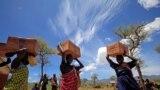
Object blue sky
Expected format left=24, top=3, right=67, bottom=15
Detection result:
left=0, top=0, right=160, bottom=82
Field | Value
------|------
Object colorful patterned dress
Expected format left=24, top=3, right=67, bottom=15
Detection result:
left=4, top=64, right=28, bottom=90
left=60, top=68, right=79, bottom=90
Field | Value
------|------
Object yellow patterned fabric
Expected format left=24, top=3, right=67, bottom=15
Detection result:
left=4, top=64, right=28, bottom=90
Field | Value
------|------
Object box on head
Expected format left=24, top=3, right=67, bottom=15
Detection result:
left=57, top=40, right=81, bottom=58
left=0, top=36, right=39, bottom=67
left=0, top=43, right=7, bottom=57
left=7, top=36, right=39, bottom=56
left=107, top=42, right=128, bottom=57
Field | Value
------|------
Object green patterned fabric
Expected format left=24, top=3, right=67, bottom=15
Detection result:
left=4, top=64, right=28, bottom=90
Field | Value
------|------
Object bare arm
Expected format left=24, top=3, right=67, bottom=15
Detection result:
left=75, top=58, right=84, bottom=70
left=125, top=54, right=138, bottom=68
left=106, top=55, right=115, bottom=65
left=0, top=58, right=11, bottom=67
left=0, top=51, right=17, bottom=67
left=61, top=53, right=66, bottom=64
left=58, top=43, right=66, bottom=65
left=106, top=55, right=117, bottom=69
left=11, top=48, right=28, bottom=69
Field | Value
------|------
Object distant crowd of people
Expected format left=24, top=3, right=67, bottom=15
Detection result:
left=144, top=79, right=160, bottom=90
left=32, top=74, right=58, bottom=90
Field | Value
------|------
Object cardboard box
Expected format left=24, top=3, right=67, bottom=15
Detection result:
left=0, top=59, right=10, bottom=75
left=7, top=37, right=39, bottom=56
left=28, top=56, right=37, bottom=67
left=0, top=43, right=7, bottom=57
left=57, top=40, right=81, bottom=58
left=107, top=42, right=128, bottom=57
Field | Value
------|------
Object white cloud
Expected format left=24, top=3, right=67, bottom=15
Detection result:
left=52, top=0, right=126, bottom=45
left=143, top=17, right=160, bottom=42
left=48, top=18, right=56, bottom=33
left=74, top=26, right=96, bottom=45
left=74, top=31, right=84, bottom=46
left=96, top=47, right=107, bottom=65
left=28, top=76, right=39, bottom=83
left=142, top=65, right=160, bottom=75
left=105, top=37, right=112, bottom=41
left=83, top=63, right=97, bottom=71
left=120, top=39, right=132, bottom=48
left=144, top=17, right=160, bottom=34
left=83, top=46, right=107, bottom=72
left=137, top=0, right=160, bottom=10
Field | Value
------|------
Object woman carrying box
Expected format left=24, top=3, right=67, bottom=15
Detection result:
left=4, top=48, right=36, bottom=90
left=106, top=54, right=140, bottom=90
left=58, top=44, right=84, bottom=90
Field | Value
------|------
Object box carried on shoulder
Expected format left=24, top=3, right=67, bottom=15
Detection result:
left=107, top=42, right=128, bottom=57
left=0, top=43, right=7, bottom=57
left=57, top=40, right=81, bottom=58
left=7, top=37, right=39, bottom=56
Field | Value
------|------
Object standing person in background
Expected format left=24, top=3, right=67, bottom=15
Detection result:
left=41, top=74, right=48, bottom=90
left=145, top=79, right=154, bottom=90
left=106, top=53, right=140, bottom=90
left=50, top=74, right=57, bottom=90
left=32, top=83, right=39, bottom=90
left=4, top=48, right=36, bottom=90
left=58, top=44, right=84, bottom=90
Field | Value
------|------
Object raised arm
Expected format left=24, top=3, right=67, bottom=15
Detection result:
left=58, top=43, right=66, bottom=65
left=124, top=54, right=138, bottom=68
left=0, top=51, right=17, bottom=67
left=0, top=58, right=11, bottom=67
left=75, top=58, right=84, bottom=70
left=0, top=51, right=16, bottom=67
left=61, top=53, right=66, bottom=64
left=106, top=55, right=117, bottom=69
left=11, top=48, right=28, bottom=69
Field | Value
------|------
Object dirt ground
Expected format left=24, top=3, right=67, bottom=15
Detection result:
left=28, top=83, right=117, bottom=90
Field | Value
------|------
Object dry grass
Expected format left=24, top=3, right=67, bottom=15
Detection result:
left=28, top=83, right=116, bottom=90
left=79, top=87, right=116, bottom=90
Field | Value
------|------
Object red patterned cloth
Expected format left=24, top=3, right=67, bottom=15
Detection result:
left=0, top=74, right=8, bottom=90
left=60, top=68, right=79, bottom=90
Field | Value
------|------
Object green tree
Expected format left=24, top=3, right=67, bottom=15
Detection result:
left=115, top=24, right=148, bottom=90
left=36, top=38, right=58, bottom=88
left=91, top=73, right=98, bottom=87
left=155, top=44, right=160, bottom=53
left=81, top=78, right=88, bottom=86
left=37, top=38, right=57, bottom=77
left=109, top=75, right=116, bottom=81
